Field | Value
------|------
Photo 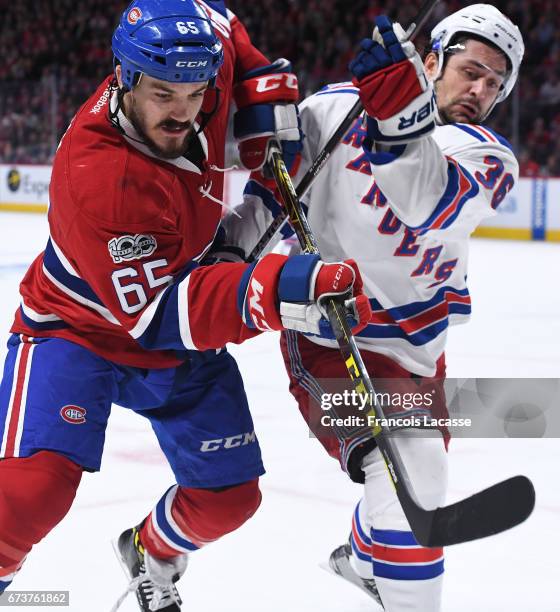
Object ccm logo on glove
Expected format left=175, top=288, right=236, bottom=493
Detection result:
left=238, top=254, right=372, bottom=336
left=255, top=73, right=299, bottom=94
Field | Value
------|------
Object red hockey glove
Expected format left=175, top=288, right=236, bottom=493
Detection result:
left=238, top=254, right=372, bottom=335
left=234, top=58, right=302, bottom=172
left=349, top=16, right=435, bottom=144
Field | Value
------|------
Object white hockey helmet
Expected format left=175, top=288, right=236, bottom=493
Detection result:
left=430, top=4, right=525, bottom=104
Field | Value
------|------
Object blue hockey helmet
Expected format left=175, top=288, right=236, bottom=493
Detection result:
left=112, top=0, right=224, bottom=90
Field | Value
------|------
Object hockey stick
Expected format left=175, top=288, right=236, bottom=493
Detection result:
left=247, top=0, right=440, bottom=262
left=267, top=145, right=535, bottom=547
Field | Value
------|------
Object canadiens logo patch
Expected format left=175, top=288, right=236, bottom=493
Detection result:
left=108, top=234, right=157, bottom=263
left=60, top=405, right=87, bottom=425
left=127, top=7, right=142, bottom=25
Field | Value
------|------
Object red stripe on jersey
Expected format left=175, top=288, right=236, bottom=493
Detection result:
left=444, top=290, right=471, bottom=305
left=370, top=289, right=471, bottom=334
left=370, top=309, right=395, bottom=325
left=4, top=341, right=33, bottom=457
left=372, top=543, right=443, bottom=563
left=430, top=159, right=472, bottom=230
left=471, top=125, right=498, bottom=143
left=399, top=302, right=448, bottom=334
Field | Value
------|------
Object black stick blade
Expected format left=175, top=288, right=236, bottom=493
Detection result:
left=417, top=475, right=535, bottom=547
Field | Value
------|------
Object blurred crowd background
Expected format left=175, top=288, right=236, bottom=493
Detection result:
left=0, top=0, right=557, bottom=176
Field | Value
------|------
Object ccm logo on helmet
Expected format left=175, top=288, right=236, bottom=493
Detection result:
left=127, top=7, right=142, bottom=25
left=176, top=60, right=209, bottom=68
left=200, top=431, right=257, bottom=452
left=60, top=405, right=87, bottom=425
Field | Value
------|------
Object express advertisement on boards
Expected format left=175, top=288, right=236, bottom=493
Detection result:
left=0, top=164, right=51, bottom=212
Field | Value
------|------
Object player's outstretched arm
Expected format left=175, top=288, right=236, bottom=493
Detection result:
left=62, top=215, right=370, bottom=352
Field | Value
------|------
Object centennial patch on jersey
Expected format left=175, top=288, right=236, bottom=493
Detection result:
left=108, top=234, right=157, bottom=263
left=60, top=405, right=87, bottom=425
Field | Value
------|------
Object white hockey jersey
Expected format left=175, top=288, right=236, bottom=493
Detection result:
left=223, top=83, right=519, bottom=376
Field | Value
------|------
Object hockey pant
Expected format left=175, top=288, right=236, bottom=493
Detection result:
left=280, top=331, right=448, bottom=611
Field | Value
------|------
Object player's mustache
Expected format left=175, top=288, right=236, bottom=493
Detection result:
left=158, top=119, right=192, bottom=130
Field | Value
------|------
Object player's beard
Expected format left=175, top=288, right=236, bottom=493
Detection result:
left=434, top=81, right=486, bottom=125
left=127, top=101, right=195, bottom=160
left=438, top=99, right=484, bottom=125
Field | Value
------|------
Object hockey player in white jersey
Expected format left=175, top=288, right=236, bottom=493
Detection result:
left=218, top=4, right=524, bottom=610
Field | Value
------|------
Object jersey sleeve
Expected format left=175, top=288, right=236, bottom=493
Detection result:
left=365, top=124, right=519, bottom=238
left=49, top=213, right=260, bottom=354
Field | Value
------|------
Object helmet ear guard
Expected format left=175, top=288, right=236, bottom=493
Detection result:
left=112, top=0, right=224, bottom=90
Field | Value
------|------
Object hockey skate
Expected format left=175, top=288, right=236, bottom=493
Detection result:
left=328, top=541, right=383, bottom=608
left=112, top=526, right=188, bottom=612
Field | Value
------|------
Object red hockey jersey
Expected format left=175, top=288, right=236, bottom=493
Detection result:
left=12, top=5, right=268, bottom=368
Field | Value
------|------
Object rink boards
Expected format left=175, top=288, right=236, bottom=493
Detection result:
left=1, top=164, right=559, bottom=241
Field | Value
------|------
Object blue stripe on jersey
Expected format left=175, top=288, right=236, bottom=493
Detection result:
left=359, top=317, right=449, bottom=346
left=19, top=305, right=69, bottom=331
left=358, top=304, right=470, bottom=346
left=316, top=82, right=357, bottom=94
left=411, top=160, right=479, bottom=232
left=244, top=180, right=282, bottom=216
left=373, top=559, right=445, bottom=580
left=372, top=529, right=419, bottom=546
left=453, top=124, right=514, bottom=152
left=43, top=239, right=104, bottom=306
left=370, top=285, right=470, bottom=320
left=479, top=125, right=514, bottom=151
left=364, top=144, right=407, bottom=165
left=243, top=180, right=295, bottom=239
left=454, top=123, right=486, bottom=143
left=359, top=287, right=471, bottom=346
left=135, top=262, right=199, bottom=350
left=315, top=88, right=359, bottom=96
left=155, top=488, right=199, bottom=552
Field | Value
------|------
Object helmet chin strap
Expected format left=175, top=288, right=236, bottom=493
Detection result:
left=195, top=86, right=221, bottom=135
left=108, top=72, right=221, bottom=151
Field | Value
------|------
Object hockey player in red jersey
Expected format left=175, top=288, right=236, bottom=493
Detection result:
left=0, top=1, right=372, bottom=610
left=216, top=4, right=524, bottom=611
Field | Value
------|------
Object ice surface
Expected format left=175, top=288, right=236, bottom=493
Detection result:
left=0, top=212, right=558, bottom=611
